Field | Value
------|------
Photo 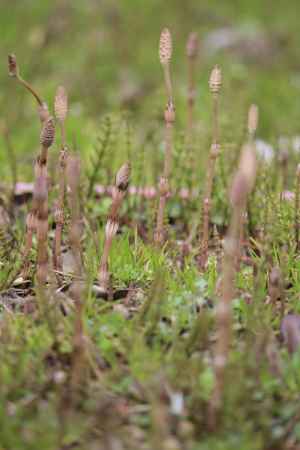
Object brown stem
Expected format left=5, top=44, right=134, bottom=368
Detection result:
left=17, top=75, right=43, bottom=107
left=199, top=144, right=219, bottom=269
left=163, top=64, right=173, bottom=104
left=209, top=205, right=242, bottom=424
left=98, top=233, right=115, bottom=291
left=154, top=102, right=175, bottom=245
left=98, top=164, right=130, bottom=291
left=155, top=193, right=167, bottom=245
left=53, top=148, right=67, bottom=272
left=212, top=93, right=219, bottom=145
left=209, top=145, right=256, bottom=429
left=66, top=156, right=85, bottom=389
left=199, top=78, right=221, bottom=269
left=35, top=172, right=48, bottom=286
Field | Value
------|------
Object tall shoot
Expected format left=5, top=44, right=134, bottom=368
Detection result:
left=209, top=144, right=256, bottom=427
left=53, top=86, right=69, bottom=272
left=98, top=163, right=130, bottom=293
left=8, top=54, right=51, bottom=278
left=199, top=65, right=222, bottom=269
left=35, top=118, right=55, bottom=285
left=155, top=28, right=175, bottom=245
left=66, top=156, right=85, bottom=387
left=238, top=104, right=259, bottom=265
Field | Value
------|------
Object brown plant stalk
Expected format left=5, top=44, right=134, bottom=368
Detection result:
left=34, top=172, right=48, bottom=286
left=34, top=118, right=55, bottom=284
left=154, top=28, right=175, bottom=245
left=8, top=54, right=49, bottom=123
left=209, top=143, right=256, bottom=428
left=53, top=86, right=68, bottom=272
left=98, top=163, right=130, bottom=293
left=21, top=117, right=55, bottom=279
left=66, top=156, right=85, bottom=388
left=237, top=104, right=259, bottom=268
left=199, top=65, right=222, bottom=269
left=8, top=54, right=51, bottom=278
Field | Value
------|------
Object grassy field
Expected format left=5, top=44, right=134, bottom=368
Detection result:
left=1, top=1, right=300, bottom=449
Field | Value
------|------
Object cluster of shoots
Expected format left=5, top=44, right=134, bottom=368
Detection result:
left=7, top=28, right=300, bottom=441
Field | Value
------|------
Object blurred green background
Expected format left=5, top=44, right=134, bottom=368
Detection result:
left=1, top=0, right=300, bottom=181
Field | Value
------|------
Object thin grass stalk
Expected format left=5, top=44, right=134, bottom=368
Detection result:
left=98, top=163, right=130, bottom=292
left=209, top=144, right=256, bottom=428
left=199, top=66, right=222, bottom=269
